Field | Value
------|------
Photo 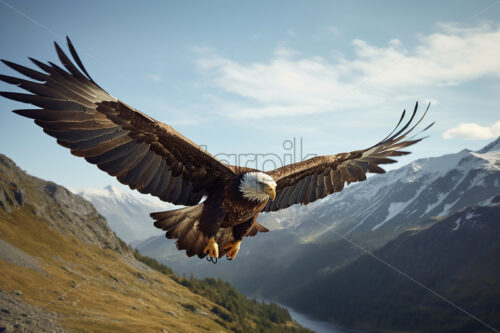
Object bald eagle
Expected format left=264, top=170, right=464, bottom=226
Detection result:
left=0, top=38, right=432, bottom=262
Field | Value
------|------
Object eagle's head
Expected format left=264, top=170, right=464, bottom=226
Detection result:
left=239, top=172, right=277, bottom=202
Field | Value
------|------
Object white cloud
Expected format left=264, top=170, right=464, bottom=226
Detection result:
left=147, top=74, right=162, bottom=82
left=443, top=121, right=500, bottom=140
left=349, top=23, right=500, bottom=87
left=327, top=26, right=340, bottom=36
left=273, top=43, right=298, bottom=58
left=196, top=23, right=500, bottom=119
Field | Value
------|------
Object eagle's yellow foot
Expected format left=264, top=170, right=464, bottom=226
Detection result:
left=223, top=240, right=241, bottom=260
left=204, top=237, right=219, bottom=264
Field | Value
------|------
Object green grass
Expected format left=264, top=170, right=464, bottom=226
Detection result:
left=132, top=248, right=312, bottom=333
left=133, top=248, right=174, bottom=275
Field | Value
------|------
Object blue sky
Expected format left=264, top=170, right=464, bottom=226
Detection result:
left=0, top=0, right=499, bottom=193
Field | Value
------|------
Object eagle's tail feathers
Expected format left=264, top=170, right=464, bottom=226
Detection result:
left=151, top=204, right=208, bottom=258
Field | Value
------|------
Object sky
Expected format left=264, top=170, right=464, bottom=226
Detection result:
left=0, top=0, right=499, bottom=194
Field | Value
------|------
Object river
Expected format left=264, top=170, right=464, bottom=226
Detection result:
left=280, top=304, right=351, bottom=333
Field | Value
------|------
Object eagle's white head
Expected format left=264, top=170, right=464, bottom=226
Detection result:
left=239, top=172, right=277, bottom=202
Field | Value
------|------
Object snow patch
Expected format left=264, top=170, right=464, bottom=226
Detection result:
left=480, top=196, right=500, bottom=207
left=437, top=198, right=460, bottom=217
left=470, top=151, right=500, bottom=171
left=372, top=202, right=407, bottom=231
left=452, top=218, right=461, bottom=231
left=407, top=149, right=470, bottom=178
left=465, top=211, right=479, bottom=220
left=424, top=193, right=446, bottom=215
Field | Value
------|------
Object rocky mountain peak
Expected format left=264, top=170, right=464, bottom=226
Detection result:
left=0, top=153, right=128, bottom=255
left=477, top=136, right=500, bottom=153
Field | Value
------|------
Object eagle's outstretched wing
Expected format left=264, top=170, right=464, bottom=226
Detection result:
left=264, top=103, right=433, bottom=212
left=0, top=37, right=234, bottom=205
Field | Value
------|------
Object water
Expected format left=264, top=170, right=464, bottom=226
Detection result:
left=280, top=304, right=351, bottom=333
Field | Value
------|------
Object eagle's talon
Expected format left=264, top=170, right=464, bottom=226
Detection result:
left=203, top=237, right=219, bottom=263
left=223, top=240, right=241, bottom=260
left=206, top=256, right=217, bottom=264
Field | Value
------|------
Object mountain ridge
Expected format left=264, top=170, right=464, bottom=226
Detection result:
left=0, top=154, right=126, bottom=253
left=284, top=195, right=500, bottom=332
left=274, top=135, right=500, bottom=243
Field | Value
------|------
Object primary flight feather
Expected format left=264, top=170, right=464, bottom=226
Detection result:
left=0, top=38, right=432, bottom=262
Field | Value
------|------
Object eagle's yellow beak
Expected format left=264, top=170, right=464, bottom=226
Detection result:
left=264, top=185, right=276, bottom=200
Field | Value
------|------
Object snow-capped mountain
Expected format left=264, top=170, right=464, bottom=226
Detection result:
left=263, top=136, right=500, bottom=243
left=285, top=194, right=500, bottom=332
left=77, top=185, right=173, bottom=243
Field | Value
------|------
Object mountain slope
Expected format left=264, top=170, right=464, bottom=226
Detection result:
left=77, top=186, right=171, bottom=243
left=284, top=195, right=500, bottom=332
left=0, top=154, right=309, bottom=333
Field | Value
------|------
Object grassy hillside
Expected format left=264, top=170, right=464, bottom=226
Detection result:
left=133, top=249, right=308, bottom=333
left=0, top=154, right=310, bottom=332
